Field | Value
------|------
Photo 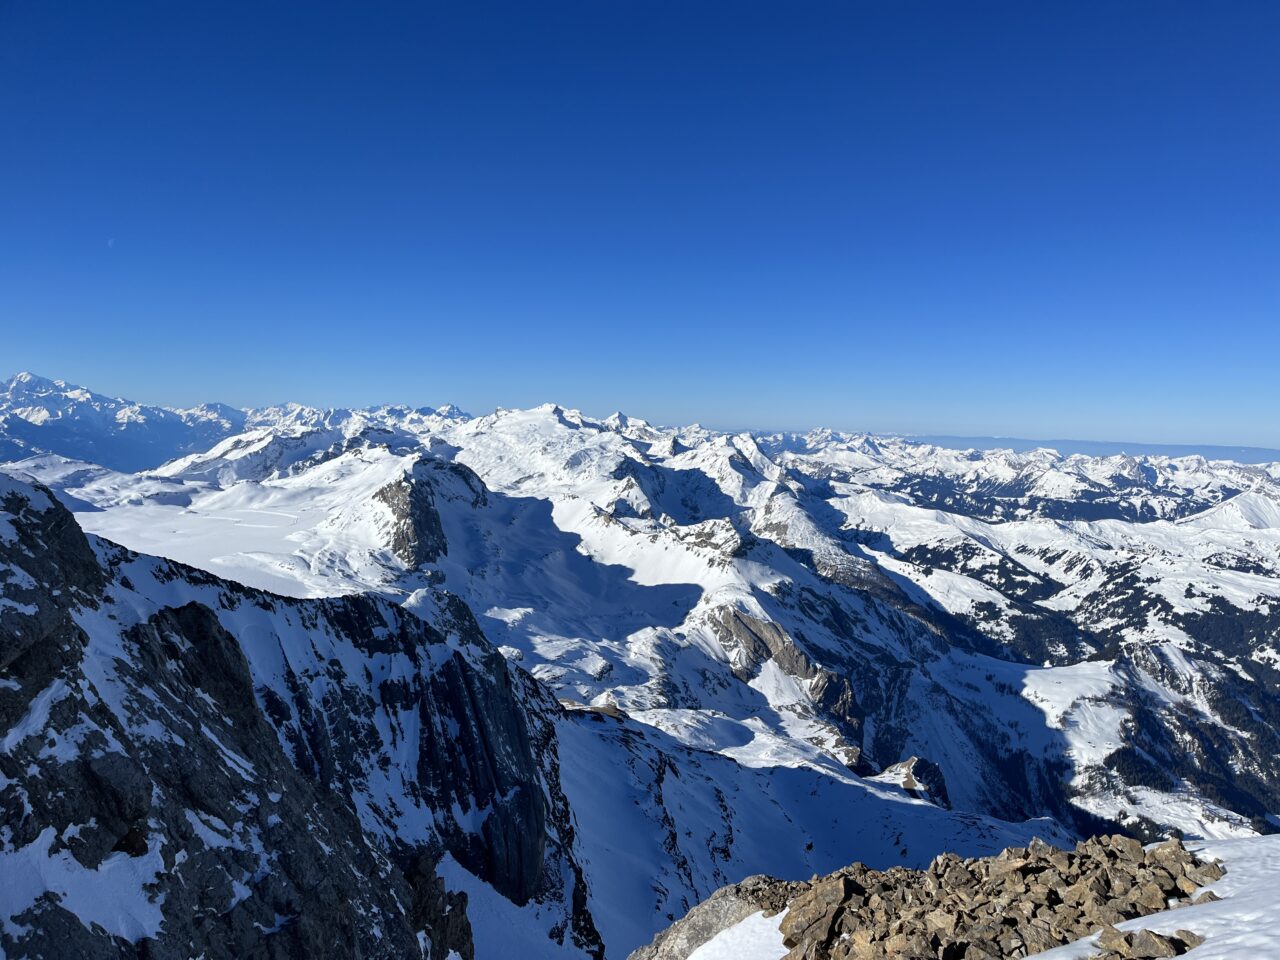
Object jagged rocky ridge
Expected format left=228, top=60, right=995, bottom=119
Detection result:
left=630, top=835, right=1223, bottom=960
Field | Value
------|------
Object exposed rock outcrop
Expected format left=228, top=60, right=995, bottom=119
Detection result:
left=1091, top=924, right=1204, bottom=960
left=711, top=608, right=867, bottom=769
left=374, top=457, right=450, bottom=566
left=629, top=835, right=1223, bottom=960
left=872, top=756, right=951, bottom=808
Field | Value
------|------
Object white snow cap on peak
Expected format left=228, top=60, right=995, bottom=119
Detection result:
left=5, top=371, right=62, bottom=394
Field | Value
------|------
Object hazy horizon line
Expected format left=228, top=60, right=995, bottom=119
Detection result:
left=6, top=369, right=1280, bottom=464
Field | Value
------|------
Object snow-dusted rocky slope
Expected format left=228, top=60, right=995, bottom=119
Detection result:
left=4, top=373, right=1280, bottom=956
left=0, top=473, right=600, bottom=958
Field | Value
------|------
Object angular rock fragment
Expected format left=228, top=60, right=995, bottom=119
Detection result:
left=629, top=834, right=1220, bottom=960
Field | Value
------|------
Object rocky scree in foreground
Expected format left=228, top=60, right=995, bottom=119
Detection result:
left=630, top=835, right=1224, bottom=960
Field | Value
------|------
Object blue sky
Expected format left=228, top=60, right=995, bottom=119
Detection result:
left=2, top=1, right=1276, bottom=443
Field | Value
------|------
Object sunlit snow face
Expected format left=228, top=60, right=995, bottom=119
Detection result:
left=6, top=390, right=1280, bottom=856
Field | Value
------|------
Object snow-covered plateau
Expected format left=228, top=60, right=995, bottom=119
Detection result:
left=3, top=372, right=1280, bottom=959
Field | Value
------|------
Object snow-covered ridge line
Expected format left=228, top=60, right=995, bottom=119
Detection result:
left=6, top=372, right=1277, bottom=488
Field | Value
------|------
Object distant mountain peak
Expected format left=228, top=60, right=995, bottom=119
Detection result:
left=5, top=370, right=69, bottom=395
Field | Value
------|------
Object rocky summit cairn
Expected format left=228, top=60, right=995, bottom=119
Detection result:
left=630, top=835, right=1225, bottom=960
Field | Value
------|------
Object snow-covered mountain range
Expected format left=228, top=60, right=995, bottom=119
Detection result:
left=3, top=371, right=1280, bottom=958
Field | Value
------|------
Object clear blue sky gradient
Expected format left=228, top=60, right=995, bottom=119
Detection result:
left=2, top=1, right=1277, bottom=443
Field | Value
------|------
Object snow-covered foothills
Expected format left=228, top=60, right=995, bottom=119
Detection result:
left=3, top=371, right=1280, bottom=958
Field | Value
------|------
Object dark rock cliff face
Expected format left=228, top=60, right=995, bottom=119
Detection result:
left=2, top=482, right=410, bottom=956
left=0, top=482, right=103, bottom=673
left=0, top=478, right=597, bottom=959
left=374, top=458, right=450, bottom=567
left=711, top=608, right=867, bottom=768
